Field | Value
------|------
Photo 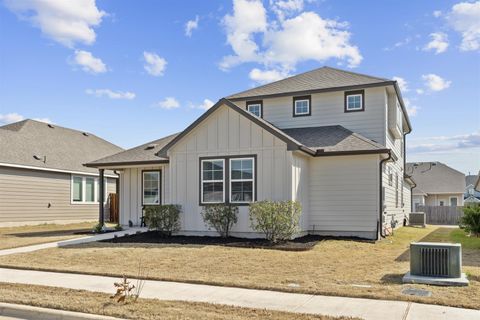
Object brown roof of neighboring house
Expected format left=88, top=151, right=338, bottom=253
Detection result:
left=0, top=119, right=123, bottom=174
left=406, top=162, right=465, bottom=194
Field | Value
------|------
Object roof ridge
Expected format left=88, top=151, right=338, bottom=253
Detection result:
left=322, top=66, right=390, bottom=82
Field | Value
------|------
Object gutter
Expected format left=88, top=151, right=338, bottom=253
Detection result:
left=377, top=150, right=392, bottom=240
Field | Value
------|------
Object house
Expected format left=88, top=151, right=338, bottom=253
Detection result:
left=465, top=173, right=480, bottom=203
left=0, top=119, right=123, bottom=226
left=406, top=162, right=465, bottom=209
left=87, top=66, right=412, bottom=240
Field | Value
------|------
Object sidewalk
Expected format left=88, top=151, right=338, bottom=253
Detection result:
left=0, top=268, right=478, bottom=320
left=0, top=228, right=147, bottom=257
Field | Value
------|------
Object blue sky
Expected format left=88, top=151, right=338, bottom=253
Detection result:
left=0, top=0, right=479, bottom=174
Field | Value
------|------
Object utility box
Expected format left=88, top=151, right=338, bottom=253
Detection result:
left=409, top=212, right=426, bottom=227
left=410, top=242, right=462, bottom=278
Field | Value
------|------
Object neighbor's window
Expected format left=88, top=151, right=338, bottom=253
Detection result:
left=85, top=177, right=95, bottom=202
left=345, top=90, right=364, bottom=112
left=230, top=158, right=254, bottom=203
left=201, top=159, right=225, bottom=203
left=72, top=176, right=83, bottom=202
left=247, top=101, right=262, bottom=117
left=439, top=201, right=445, bottom=206
left=293, top=96, right=311, bottom=116
left=143, top=171, right=160, bottom=205
left=450, top=197, right=458, bottom=207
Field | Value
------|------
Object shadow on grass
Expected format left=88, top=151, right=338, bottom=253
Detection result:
left=5, top=229, right=91, bottom=238
left=395, top=227, right=479, bottom=267
left=380, top=273, right=404, bottom=284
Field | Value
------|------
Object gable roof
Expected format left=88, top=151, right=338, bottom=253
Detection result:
left=466, top=174, right=478, bottom=188
left=86, top=133, right=178, bottom=167
left=227, top=66, right=411, bottom=133
left=406, top=162, right=465, bottom=194
left=0, top=119, right=123, bottom=174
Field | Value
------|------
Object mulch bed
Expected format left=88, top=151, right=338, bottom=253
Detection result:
left=102, top=231, right=324, bottom=251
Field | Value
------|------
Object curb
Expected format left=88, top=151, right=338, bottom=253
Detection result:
left=0, top=302, right=124, bottom=320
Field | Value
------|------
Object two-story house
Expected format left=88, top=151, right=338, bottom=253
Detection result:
left=86, top=67, right=412, bottom=240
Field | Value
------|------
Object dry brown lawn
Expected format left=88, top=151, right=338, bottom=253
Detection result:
left=0, top=222, right=95, bottom=250
left=0, top=282, right=354, bottom=320
left=0, top=226, right=478, bottom=310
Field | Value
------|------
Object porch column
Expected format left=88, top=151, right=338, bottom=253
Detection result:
left=99, top=168, right=105, bottom=227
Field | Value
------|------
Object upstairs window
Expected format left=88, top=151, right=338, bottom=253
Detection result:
left=143, top=171, right=161, bottom=205
left=293, top=96, right=311, bottom=116
left=246, top=101, right=262, bottom=117
left=201, top=159, right=225, bottom=204
left=345, top=90, right=365, bottom=112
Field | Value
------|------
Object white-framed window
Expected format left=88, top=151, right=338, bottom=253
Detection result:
left=247, top=102, right=262, bottom=117
left=71, top=175, right=106, bottom=204
left=230, top=158, right=254, bottom=203
left=450, top=197, right=458, bottom=207
left=293, top=96, right=311, bottom=116
left=201, top=159, right=225, bottom=204
left=143, top=171, right=161, bottom=205
left=346, top=94, right=362, bottom=111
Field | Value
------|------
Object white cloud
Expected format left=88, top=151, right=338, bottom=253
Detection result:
left=86, top=89, right=135, bottom=100
left=403, top=98, right=418, bottom=117
left=4, top=0, right=105, bottom=48
left=270, top=0, right=304, bottom=21
left=73, top=50, right=107, bottom=74
left=33, top=117, right=53, bottom=124
left=221, top=0, right=362, bottom=74
left=143, top=51, right=167, bottom=76
left=416, top=88, right=424, bottom=95
left=198, top=99, right=215, bottom=110
left=185, top=15, right=199, bottom=37
left=447, top=1, right=480, bottom=51
left=249, top=68, right=290, bottom=84
left=422, top=74, right=451, bottom=91
left=433, top=10, right=442, bottom=18
left=423, top=32, right=449, bottom=54
left=408, top=132, right=480, bottom=153
left=392, top=76, right=409, bottom=92
left=0, top=113, right=25, bottom=124
left=157, top=97, right=180, bottom=109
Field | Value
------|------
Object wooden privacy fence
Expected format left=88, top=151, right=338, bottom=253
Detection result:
left=416, top=205, right=464, bottom=225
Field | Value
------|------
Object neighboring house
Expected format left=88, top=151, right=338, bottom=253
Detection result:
left=87, top=67, right=412, bottom=240
left=406, top=162, right=465, bottom=209
left=464, top=174, right=480, bottom=203
left=0, top=119, right=123, bottom=226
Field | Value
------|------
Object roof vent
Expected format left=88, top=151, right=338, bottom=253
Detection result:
left=47, top=124, right=54, bottom=128
left=33, top=155, right=46, bottom=163
left=83, top=132, right=89, bottom=137
left=33, top=155, right=42, bottom=160
left=145, top=144, right=158, bottom=150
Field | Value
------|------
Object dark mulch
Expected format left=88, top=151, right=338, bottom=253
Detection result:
left=102, top=231, right=325, bottom=251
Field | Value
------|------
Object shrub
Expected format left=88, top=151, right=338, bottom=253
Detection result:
left=144, top=205, right=181, bottom=236
left=461, top=204, right=480, bottom=237
left=249, top=200, right=302, bottom=243
left=93, top=223, right=103, bottom=233
left=201, top=204, right=238, bottom=238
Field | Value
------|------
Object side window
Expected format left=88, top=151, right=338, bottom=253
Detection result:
left=143, top=171, right=161, bottom=205
left=246, top=101, right=262, bottom=117
left=201, top=159, right=225, bottom=204
left=293, top=96, right=311, bottom=116
left=72, top=176, right=83, bottom=202
left=230, top=158, right=254, bottom=203
left=345, top=90, right=365, bottom=112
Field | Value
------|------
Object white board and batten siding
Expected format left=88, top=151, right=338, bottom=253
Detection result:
left=308, top=154, right=380, bottom=239
left=168, top=104, right=294, bottom=236
left=0, top=166, right=116, bottom=226
left=118, top=165, right=169, bottom=226
left=291, top=151, right=310, bottom=232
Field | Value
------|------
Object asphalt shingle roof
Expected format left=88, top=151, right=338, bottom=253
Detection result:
left=227, top=66, right=392, bottom=100
left=0, top=119, right=123, bottom=174
left=406, top=162, right=465, bottom=194
left=281, top=125, right=386, bottom=153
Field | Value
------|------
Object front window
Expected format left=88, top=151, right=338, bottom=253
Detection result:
left=294, top=99, right=310, bottom=115
left=143, top=171, right=160, bottom=205
left=230, top=158, right=254, bottom=203
left=72, top=176, right=83, bottom=202
left=201, top=159, right=224, bottom=203
left=85, top=177, right=95, bottom=202
left=247, top=101, right=262, bottom=117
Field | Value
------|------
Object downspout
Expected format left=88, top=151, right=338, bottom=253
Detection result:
left=403, top=130, right=412, bottom=211
left=377, top=150, right=392, bottom=240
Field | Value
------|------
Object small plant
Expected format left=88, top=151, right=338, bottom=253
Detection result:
left=249, top=200, right=302, bottom=244
left=93, top=223, right=103, bottom=233
left=201, top=204, right=238, bottom=238
left=145, top=204, right=181, bottom=236
left=461, top=204, right=480, bottom=237
left=114, top=223, right=123, bottom=231
left=111, top=275, right=135, bottom=303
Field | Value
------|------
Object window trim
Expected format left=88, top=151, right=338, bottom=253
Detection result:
left=246, top=100, right=263, bottom=118
left=229, top=157, right=255, bottom=204
left=293, top=95, right=311, bottom=117
left=71, top=175, right=107, bottom=205
left=199, top=155, right=257, bottom=206
left=142, top=170, right=162, bottom=206
left=344, top=90, right=365, bottom=112
left=200, top=159, right=225, bottom=204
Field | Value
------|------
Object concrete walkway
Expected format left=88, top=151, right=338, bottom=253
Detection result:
left=0, top=228, right=147, bottom=257
left=0, top=268, right=478, bottom=320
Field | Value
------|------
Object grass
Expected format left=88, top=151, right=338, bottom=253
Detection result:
left=0, top=222, right=98, bottom=250
left=0, top=226, right=478, bottom=310
left=0, top=282, right=354, bottom=320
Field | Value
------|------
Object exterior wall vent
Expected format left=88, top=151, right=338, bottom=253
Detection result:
left=409, top=212, right=426, bottom=227
left=410, top=242, right=461, bottom=278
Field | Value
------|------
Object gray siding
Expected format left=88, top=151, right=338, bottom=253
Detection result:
left=0, top=166, right=116, bottom=225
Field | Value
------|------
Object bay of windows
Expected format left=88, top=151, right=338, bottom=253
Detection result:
left=71, top=175, right=106, bottom=203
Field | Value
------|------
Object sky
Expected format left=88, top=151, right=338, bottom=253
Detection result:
left=0, top=0, right=479, bottom=174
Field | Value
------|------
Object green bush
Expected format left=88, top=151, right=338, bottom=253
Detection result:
left=93, top=223, right=103, bottom=234
left=461, top=204, right=480, bottom=237
left=145, top=205, right=181, bottom=236
left=249, top=200, right=302, bottom=243
left=201, top=204, right=238, bottom=238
